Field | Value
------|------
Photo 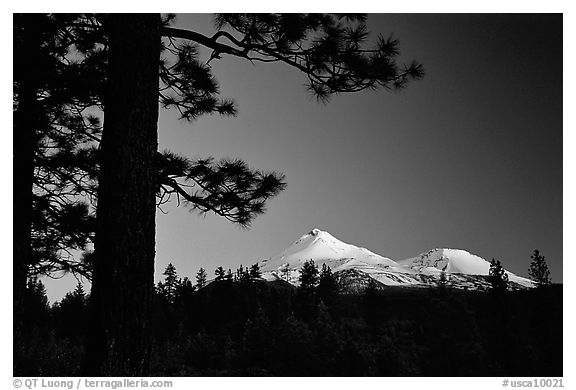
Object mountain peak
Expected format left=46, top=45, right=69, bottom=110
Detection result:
left=309, top=228, right=322, bottom=236
left=261, top=228, right=534, bottom=290
left=261, top=228, right=397, bottom=275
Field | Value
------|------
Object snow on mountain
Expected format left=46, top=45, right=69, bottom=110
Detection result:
left=261, top=228, right=400, bottom=283
left=399, top=248, right=534, bottom=287
left=399, top=248, right=488, bottom=274
left=261, top=228, right=534, bottom=290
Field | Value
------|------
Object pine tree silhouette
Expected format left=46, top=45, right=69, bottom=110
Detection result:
left=299, top=260, right=319, bottom=291
left=176, top=277, right=195, bottom=300
left=72, top=282, right=87, bottom=302
left=52, top=282, right=89, bottom=342
left=157, top=263, right=181, bottom=304
left=249, top=263, right=262, bottom=280
left=20, top=277, right=51, bottom=341
left=318, top=263, right=338, bottom=304
left=529, top=249, right=551, bottom=287
left=236, top=264, right=251, bottom=283
left=195, top=267, right=207, bottom=290
left=13, top=16, right=105, bottom=359
left=214, top=266, right=226, bottom=282
left=24, top=277, right=50, bottom=319
left=489, top=258, right=509, bottom=293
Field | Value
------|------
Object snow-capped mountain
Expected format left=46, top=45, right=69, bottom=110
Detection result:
left=261, top=228, right=534, bottom=290
left=261, top=228, right=398, bottom=277
left=398, top=248, right=533, bottom=287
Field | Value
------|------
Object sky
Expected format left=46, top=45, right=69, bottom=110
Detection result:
left=43, top=13, right=563, bottom=302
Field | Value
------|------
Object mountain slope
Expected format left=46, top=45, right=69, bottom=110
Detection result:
left=261, top=228, right=534, bottom=290
left=399, top=248, right=534, bottom=287
left=261, top=228, right=400, bottom=282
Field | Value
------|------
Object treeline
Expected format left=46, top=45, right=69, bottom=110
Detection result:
left=16, top=258, right=561, bottom=376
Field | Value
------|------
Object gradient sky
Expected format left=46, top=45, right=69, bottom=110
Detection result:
left=43, top=13, right=563, bottom=301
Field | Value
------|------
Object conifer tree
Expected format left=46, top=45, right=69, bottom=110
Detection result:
left=295, top=260, right=320, bottom=322
left=318, top=263, right=338, bottom=303
left=157, top=263, right=181, bottom=303
left=236, top=264, right=251, bottom=283
left=21, top=277, right=51, bottom=338
left=87, top=15, right=162, bottom=375
left=489, top=258, right=509, bottom=293
left=299, top=260, right=320, bottom=291
left=52, top=282, right=89, bottom=341
left=176, top=277, right=195, bottom=299
left=529, top=249, right=551, bottom=287
left=215, top=266, right=226, bottom=282
left=72, top=282, right=87, bottom=302
left=13, top=15, right=105, bottom=358
left=16, top=14, right=103, bottom=278
left=24, top=277, right=50, bottom=316
left=196, top=267, right=208, bottom=290
left=249, top=263, right=262, bottom=280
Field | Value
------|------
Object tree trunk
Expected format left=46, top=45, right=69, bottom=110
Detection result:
left=13, top=14, right=42, bottom=373
left=88, top=14, right=161, bottom=376
left=13, top=78, right=37, bottom=374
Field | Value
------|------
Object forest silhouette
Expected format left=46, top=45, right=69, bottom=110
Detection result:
left=16, top=262, right=562, bottom=376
